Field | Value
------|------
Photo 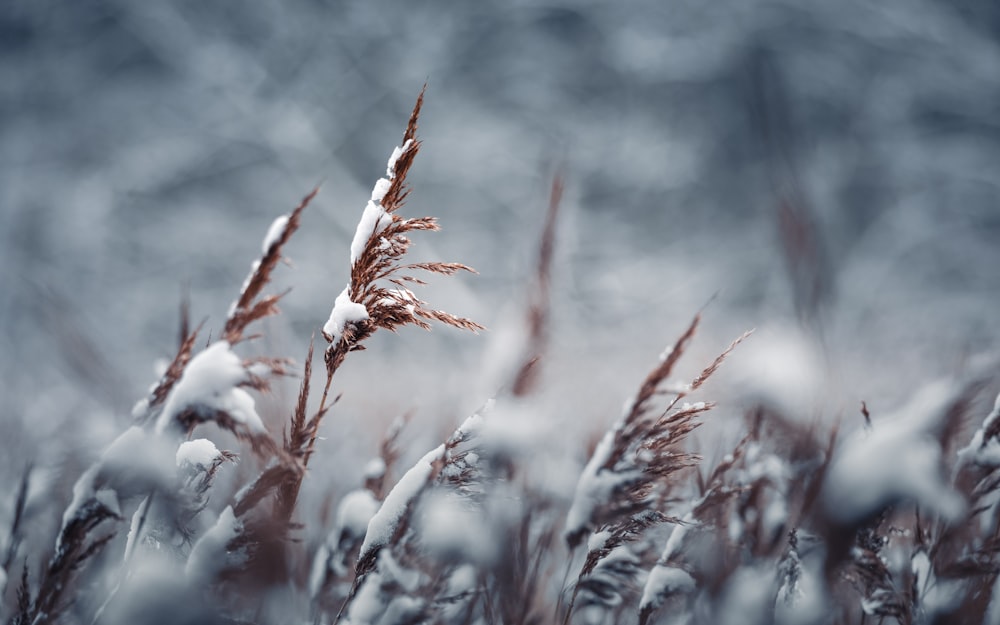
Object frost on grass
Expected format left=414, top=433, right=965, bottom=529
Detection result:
left=323, top=286, right=370, bottom=343
left=359, top=444, right=444, bottom=563
left=822, top=380, right=965, bottom=524
left=156, top=341, right=265, bottom=435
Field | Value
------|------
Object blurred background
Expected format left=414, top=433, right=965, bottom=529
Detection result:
left=2, top=0, right=1000, bottom=484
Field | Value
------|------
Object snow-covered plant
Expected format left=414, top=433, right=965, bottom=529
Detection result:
left=6, top=86, right=1000, bottom=625
left=319, top=88, right=483, bottom=373
left=310, top=417, right=407, bottom=614
left=8, top=91, right=485, bottom=625
left=562, top=315, right=751, bottom=622
left=278, top=89, right=483, bottom=542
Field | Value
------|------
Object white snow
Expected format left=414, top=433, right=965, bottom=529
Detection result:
left=446, top=564, right=478, bottom=596
left=363, top=457, right=387, bottom=480
left=581, top=544, right=640, bottom=608
left=308, top=543, right=332, bottom=598
left=987, top=571, right=1000, bottom=625
left=379, top=289, right=417, bottom=316
left=475, top=401, right=551, bottom=457
left=323, top=287, right=370, bottom=343
left=453, top=407, right=488, bottom=442
left=94, top=488, right=122, bottom=516
left=910, top=548, right=961, bottom=616
left=661, top=520, right=690, bottom=561
left=728, top=514, right=745, bottom=544
left=957, top=391, right=1000, bottom=467
left=131, top=397, right=149, bottom=420
left=262, top=214, right=289, bottom=254
left=680, top=401, right=706, bottom=411
left=731, top=327, right=824, bottom=418
left=359, top=444, right=444, bottom=562
left=348, top=580, right=422, bottom=625
left=247, top=361, right=273, bottom=379
left=60, top=466, right=98, bottom=544
left=912, top=550, right=930, bottom=599
left=60, top=425, right=177, bottom=543
left=123, top=496, right=150, bottom=562
left=100, top=427, right=177, bottom=491
left=639, top=565, right=695, bottom=612
left=419, top=491, right=495, bottom=563
left=378, top=545, right=422, bottom=591
left=587, top=529, right=612, bottom=553
left=176, top=438, right=222, bottom=469
left=157, top=341, right=266, bottom=435
left=344, top=139, right=412, bottom=275
left=345, top=551, right=423, bottom=625
left=309, top=489, right=381, bottom=596
left=861, top=589, right=893, bottom=616
left=228, top=259, right=262, bottom=316
left=350, top=200, right=390, bottom=265
left=345, top=578, right=385, bottom=625
left=386, top=139, right=413, bottom=177
left=185, top=505, right=243, bottom=581
left=658, top=344, right=674, bottom=362
left=337, top=489, right=381, bottom=540
left=823, top=380, right=966, bottom=524
left=370, top=178, right=391, bottom=203
left=638, top=514, right=699, bottom=616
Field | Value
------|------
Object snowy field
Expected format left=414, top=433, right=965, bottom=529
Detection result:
left=2, top=2, right=1000, bottom=624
